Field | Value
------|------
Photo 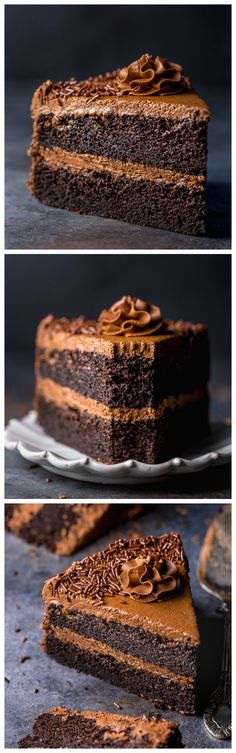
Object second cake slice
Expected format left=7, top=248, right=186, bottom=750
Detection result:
left=42, top=533, right=199, bottom=714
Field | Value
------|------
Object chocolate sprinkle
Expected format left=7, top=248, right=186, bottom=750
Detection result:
left=39, top=72, right=123, bottom=106
left=53, top=535, right=186, bottom=605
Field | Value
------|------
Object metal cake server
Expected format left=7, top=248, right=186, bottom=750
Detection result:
left=198, top=505, right=231, bottom=740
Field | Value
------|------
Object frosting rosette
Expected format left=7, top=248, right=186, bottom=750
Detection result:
left=98, top=295, right=163, bottom=336
left=117, top=53, right=191, bottom=96
left=119, top=555, right=181, bottom=602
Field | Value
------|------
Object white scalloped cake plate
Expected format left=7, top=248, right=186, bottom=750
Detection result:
left=5, top=410, right=231, bottom=485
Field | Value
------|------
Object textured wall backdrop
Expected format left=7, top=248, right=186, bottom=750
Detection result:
left=5, top=4, right=231, bottom=89
left=5, top=254, right=231, bottom=362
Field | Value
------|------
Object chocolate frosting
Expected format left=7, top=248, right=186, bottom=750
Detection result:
left=53, top=534, right=186, bottom=605
left=117, top=53, right=191, bottom=96
left=98, top=295, right=163, bottom=336
left=119, top=556, right=181, bottom=602
left=35, top=54, right=190, bottom=107
left=41, top=314, right=99, bottom=336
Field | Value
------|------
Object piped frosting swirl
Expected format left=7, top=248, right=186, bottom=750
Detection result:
left=117, top=53, right=191, bottom=96
left=98, top=295, right=163, bottom=336
left=119, top=556, right=181, bottom=602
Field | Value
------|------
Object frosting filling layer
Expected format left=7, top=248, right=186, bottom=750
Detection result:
left=45, top=598, right=198, bottom=675
left=32, top=145, right=205, bottom=189
left=35, top=376, right=206, bottom=422
left=31, top=88, right=210, bottom=121
left=43, top=623, right=194, bottom=687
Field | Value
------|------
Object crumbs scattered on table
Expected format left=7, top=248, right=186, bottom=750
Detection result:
left=19, top=656, right=31, bottom=664
left=57, top=494, right=68, bottom=499
left=26, top=547, right=38, bottom=557
left=176, top=506, right=188, bottom=516
left=114, top=702, right=122, bottom=710
left=46, top=477, right=52, bottom=483
left=5, top=677, right=10, bottom=683
left=21, top=636, right=28, bottom=643
left=13, top=570, right=19, bottom=576
left=15, top=627, right=21, bottom=633
left=33, top=688, right=39, bottom=693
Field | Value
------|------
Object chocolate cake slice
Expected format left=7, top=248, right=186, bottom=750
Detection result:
left=35, top=296, right=209, bottom=464
left=5, top=503, right=141, bottom=555
left=29, top=53, right=210, bottom=235
left=18, top=707, right=182, bottom=748
left=42, top=534, right=200, bottom=714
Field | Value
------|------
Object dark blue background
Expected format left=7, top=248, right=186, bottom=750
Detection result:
left=5, top=5, right=231, bottom=89
left=5, top=254, right=231, bottom=361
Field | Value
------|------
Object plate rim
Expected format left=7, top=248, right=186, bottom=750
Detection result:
left=5, top=410, right=231, bottom=484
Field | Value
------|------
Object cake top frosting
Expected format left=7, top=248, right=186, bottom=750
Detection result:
left=48, top=534, right=187, bottom=606
left=34, top=53, right=191, bottom=107
left=37, top=296, right=206, bottom=343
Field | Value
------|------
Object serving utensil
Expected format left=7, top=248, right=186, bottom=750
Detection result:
left=198, top=505, right=231, bottom=740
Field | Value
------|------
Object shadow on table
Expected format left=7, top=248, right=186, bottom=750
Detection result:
left=132, top=462, right=231, bottom=499
left=206, top=183, right=231, bottom=240
left=196, top=607, right=225, bottom=713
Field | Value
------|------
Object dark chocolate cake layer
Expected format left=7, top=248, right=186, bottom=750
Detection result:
left=18, top=707, right=182, bottom=748
left=43, top=630, right=195, bottom=715
left=29, top=54, right=210, bottom=234
left=35, top=109, right=208, bottom=175
left=35, top=303, right=210, bottom=464
left=36, top=391, right=208, bottom=464
left=30, top=153, right=206, bottom=235
left=5, top=503, right=141, bottom=555
left=45, top=599, right=197, bottom=676
left=36, top=327, right=209, bottom=407
left=42, top=534, right=200, bottom=714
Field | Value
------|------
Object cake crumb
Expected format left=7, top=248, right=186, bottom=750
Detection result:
left=26, top=547, right=38, bottom=557
left=33, top=688, right=39, bottom=693
left=46, top=477, right=52, bottom=483
left=21, top=636, right=28, bottom=643
left=57, top=493, right=68, bottom=499
left=114, top=702, right=122, bottom=709
left=20, top=656, right=31, bottom=664
left=176, top=506, right=188, bottom=516
left=13, top=570, right=18, bottom=576
left=15, top=627, right=21, bottom=633
left=5, top=677, right=10, bottom=683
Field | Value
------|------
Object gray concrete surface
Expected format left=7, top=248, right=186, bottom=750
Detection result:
left=5, top=503, right=231, bottom=748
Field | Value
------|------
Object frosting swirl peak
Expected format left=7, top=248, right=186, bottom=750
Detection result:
left=117, top=53, right=191, bottom=96
left=119, top=556, right=181, bottom=602
left=98, top=295, right=163, bottom=336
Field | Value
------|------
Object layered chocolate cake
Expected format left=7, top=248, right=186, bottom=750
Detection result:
left=42, top=533, right=200, bottom=714
left=18, top=707, right=182, bottom=748
left=5, top=503, right=141, bottom=555
left=29, top=53, right=210, bottom=234
left=35, top=296, right=209, bottom=464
